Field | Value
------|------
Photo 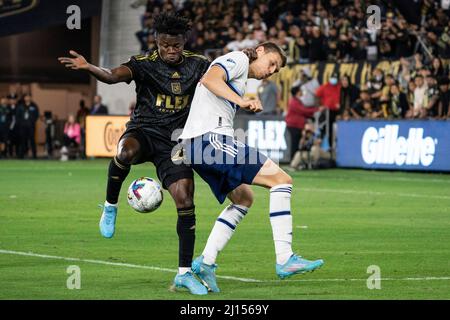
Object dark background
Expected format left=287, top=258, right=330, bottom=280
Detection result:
left=0, top=0, right=102, bottom=83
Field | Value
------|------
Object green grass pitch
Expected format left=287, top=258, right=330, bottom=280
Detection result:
left=0, top=160, right=449, bottom=300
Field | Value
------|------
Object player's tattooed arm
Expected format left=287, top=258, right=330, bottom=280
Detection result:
left=200, top=66, right=262, bottom=113
left=58, top=50, right=132, bottom=84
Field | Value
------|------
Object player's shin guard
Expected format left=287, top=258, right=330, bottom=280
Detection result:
left=106, top=157, right=131, bottom=204
left=177, top=206, right=196, bottom=269
left=202, top=204, right=248, bottom=265
left=270, top=184, right=294, bottom=265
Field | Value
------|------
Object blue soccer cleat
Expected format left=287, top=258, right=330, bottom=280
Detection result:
left=276, top=254, right=324, bottom=279
left=191, top=255, right=220, bottom=293
left=172, top=272, right=208, bottom=295
left=99, top=204, right=117, bottom=238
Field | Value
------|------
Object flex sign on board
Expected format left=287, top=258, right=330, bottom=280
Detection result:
left=337, top=120, right=450, bottom=172
left=247, top=120, right=289, bottom=163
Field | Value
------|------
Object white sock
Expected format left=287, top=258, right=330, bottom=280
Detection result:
left=202, top=204, right=248, bottom=265
left=270, top=184, right=294, bottom=265
left=178, top=267, right=190, bottom=275
left=105, top=201, right=118, bottom=207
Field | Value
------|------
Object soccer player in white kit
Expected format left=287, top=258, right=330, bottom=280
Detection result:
left=177, top=42, right=324, bottom=293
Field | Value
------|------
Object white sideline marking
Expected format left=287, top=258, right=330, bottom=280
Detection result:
left=1, top=249, right=450, bottom=283
left=0, top=249, right=260, bottom=283
left=302, top=188, right=450, bottom=201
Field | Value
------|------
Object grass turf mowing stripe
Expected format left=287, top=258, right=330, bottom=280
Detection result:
left=302, top=188, right=450, bottom=200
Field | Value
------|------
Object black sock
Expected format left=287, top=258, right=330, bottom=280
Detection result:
left=106, top=157, right=131, bottom=204
left=177, top=206, right=196, bottom=268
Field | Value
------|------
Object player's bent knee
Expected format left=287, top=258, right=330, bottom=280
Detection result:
left=242, top=190, right=254, bottom=208
left=229, top=186, right=254, bottom=208
left=271, top=171, right=293, bottom=187
left=117, top=147, right=138, bottom=165
left=235, top=195, right=253, bottom=208
left=283, top=173, right=293, bottom=185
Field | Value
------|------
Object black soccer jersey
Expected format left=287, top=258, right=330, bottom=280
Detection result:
left=122, top=50, right=210, bottom=136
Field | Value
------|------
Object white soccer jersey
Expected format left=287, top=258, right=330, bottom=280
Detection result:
left=179, top=51, right=249, bottom=139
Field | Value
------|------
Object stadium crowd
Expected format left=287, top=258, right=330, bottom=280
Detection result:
left=135, top=0, right=450, bottom=62
left=132, top=0, right=450, bottom=168
left=133, top=0, right=450, bottom=122
left=2, top=0, right=450, bottom=164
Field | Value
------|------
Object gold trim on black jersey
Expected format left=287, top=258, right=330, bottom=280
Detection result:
left=182, top=50, right=209, bottom=60
left=135, top=51, right=158, bottom=61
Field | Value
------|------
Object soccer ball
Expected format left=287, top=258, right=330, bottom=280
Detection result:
left=127, top=177, right=163, bottom=213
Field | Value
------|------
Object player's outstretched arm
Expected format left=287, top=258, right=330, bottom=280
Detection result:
left=200, top=66, right=263, bottom=113
left=58, top=50, right=132, bottom=84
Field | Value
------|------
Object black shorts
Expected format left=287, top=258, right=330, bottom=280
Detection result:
left=0, top=126, right=7, bottom=143
left=119, top=122, right=193, bottom=189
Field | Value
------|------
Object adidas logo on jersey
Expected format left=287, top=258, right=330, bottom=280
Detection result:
left=171, top=72, right=181, bottom=79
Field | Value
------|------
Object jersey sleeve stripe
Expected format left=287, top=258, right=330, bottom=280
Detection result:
left=212, top=63, right=230, bottom=83
left=226, top=82, right=243, bottom=97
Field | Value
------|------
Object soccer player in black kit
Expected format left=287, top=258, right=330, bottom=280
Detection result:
left=59, top=13, right=210, bottom=295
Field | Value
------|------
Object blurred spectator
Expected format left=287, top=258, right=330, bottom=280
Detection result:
left=431, top=57, right=448, bottom=78
left=325, top=26, right=339, bottom=61
left=136, top=15, right=155, bottom=53
left=437, top=20, right=450, bottom=58
left=437, top=77, right=450, bottom=119
left=0, top=97, right=8, bottom=158
left=297, top=36, right=310, bottom=63
left=350, top=87, right=375, bottom=119
left=387, top=83, right=409, bottom=119
left=289, top=122, right=333, bottom=170
left=60, top=114, right=81, bottom=161
left=76, top=100, right=89, bottom=128
left=42, top=111, right=55, bottom=159
left=339, top=75, right=359, bottom=120
left=424, top=74, right=440, bottom=117
left=90, top=95, right=109, bottom=115
left=406, top=79, right=416, bottom=112
left=257, top=79, right=279, bottom=115
left=316, top=71, right=341, bottom=146
left=285, top=85, right=322, bottom=167
left=20, top=94, right=40, bottom=159
left=76, top=100, right=90, bottom=159
left=6, top=94, right=24, bottom=158
left=398, top=57, right=413, bottom=92
left=297, top=67, right=320, bottom=108
left=366, top=68, right=385, bottom=110
left=308, top=26, right=326, bottom=61
left=379, top=74, right=396, bottom=118
left=224, top=32, right=246, bottom=52
left=408, top=75, right=428, bottom=118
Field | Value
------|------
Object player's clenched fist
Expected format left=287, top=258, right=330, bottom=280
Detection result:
left=240, top=98, right=263, bottom=113
left=58, top=50, right=89, bottom=70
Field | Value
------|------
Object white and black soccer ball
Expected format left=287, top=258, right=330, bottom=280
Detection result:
left=127, top=177, right=163, bottom=213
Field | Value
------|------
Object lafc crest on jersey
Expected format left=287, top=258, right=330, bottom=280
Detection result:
left=171, top=82, right=182, bottom=94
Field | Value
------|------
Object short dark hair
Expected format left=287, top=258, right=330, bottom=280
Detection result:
left=291, top=85, right=300, bottom=96
left=154, top=12, right=191, bottom=37
left=256, top=42, right=287, bottom=68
